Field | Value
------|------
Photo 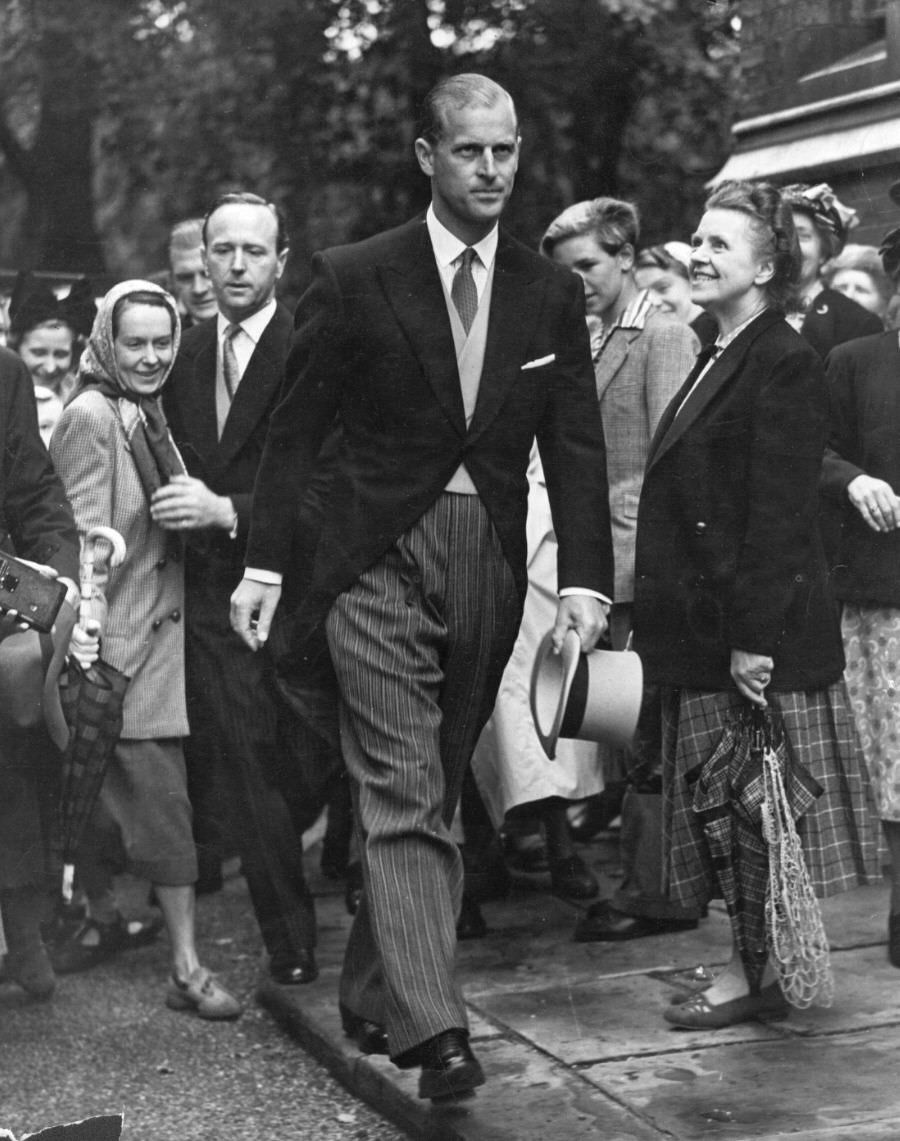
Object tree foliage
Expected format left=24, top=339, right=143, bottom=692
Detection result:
left=0, top=0, right=739, bottom=288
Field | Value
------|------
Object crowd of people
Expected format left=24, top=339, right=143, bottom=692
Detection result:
left=2, top=71, right=900, bottom=1102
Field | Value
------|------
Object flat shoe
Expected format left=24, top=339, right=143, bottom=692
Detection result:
left=663, top=983, right=788, bottom=1029
left=50, top=913, right=163, bottom=975
left=574, top=902, right=698, bottom=942
left=888, top=913, right=900, bottom=968
left=166, top=966, right=243, bottom=1021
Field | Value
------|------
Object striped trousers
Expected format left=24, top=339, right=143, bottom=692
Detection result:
left=326, top=493, right=521, bottom=1058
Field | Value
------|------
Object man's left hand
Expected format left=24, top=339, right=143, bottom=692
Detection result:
left=151, top=475, right=235, bottom=531
left=551, top=595, right=608, bottom=654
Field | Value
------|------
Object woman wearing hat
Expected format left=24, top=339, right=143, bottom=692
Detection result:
left=780, top=183, right=882, bottom=359
left=8, top=274, right=96, bottom=405
left=633, top=179, right=880, bottom=1029
left=634, top=242, right=718, bottom=344
left=821, top=229, right=900, bottom=969
left=49, top=280, right=242, bottom=1019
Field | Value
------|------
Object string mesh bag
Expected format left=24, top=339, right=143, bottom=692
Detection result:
left=761, top=733, right=834, bottom=1009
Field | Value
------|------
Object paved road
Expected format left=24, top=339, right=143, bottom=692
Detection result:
left=0, top=867, right=407, bottom=1141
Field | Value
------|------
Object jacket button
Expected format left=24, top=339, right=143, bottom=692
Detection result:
left=151, top=618, right=163, bottom=631
left=694, top=521, right=707, bottom=534
left=170, top=609, right=181, bottom=622
left=156, top=558, right=167, bottom=570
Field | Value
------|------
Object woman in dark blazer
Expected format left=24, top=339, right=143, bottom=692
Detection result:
left=822, top=325, right=900, bottom=966
left=633, top=180, right=880, bottom=1030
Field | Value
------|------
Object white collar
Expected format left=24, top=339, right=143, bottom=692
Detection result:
left=714, top=305, right=770, bottom=352
left=426, top=204, right=498, bottom=271
left=216, top=297, right=277, bottom=344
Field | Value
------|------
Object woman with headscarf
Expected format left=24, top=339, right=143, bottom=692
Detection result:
left=633, top=180, right=880, bottom=1030
left=780, top=183, right=883, bottom=358
left=49, top=280, right=242, bottom=1020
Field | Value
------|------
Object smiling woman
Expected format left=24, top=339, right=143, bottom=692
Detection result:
left=48, top=280, right=243, bottom=1021
left=632, top=180, right=881, bottom=1031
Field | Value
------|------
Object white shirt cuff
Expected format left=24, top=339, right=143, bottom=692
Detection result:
left=244, top=568, right=283, bottom=586
left=559, top=587, right=611, bottom=606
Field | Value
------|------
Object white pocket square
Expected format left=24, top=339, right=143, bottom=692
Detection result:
left=521, top=354, right=555, bottom=371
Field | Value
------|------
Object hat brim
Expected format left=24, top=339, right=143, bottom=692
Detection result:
left=530, top=628, right=581, bottom=760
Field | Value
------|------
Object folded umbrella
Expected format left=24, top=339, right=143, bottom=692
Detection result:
left=55, top=527, right=130, bottom=900
left=685, top=702, right=823, bottom=995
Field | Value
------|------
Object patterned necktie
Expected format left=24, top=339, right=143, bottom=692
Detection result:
left=222, top=323, right=241, bottom=399
left=451, top=247, right=478, bottom=333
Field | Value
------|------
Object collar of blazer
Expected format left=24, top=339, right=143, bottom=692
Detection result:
left=647, top=307, right=784, bottom=470
left=377, top=218, right=550, bottom=441
left=592, top=324, right=643, bottom=402
left=174, top=302, right=292, bottom=469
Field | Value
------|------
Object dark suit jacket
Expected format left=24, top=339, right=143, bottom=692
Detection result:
left=822, top=331, right=900, bottom=606
left=245, top=216, right=613, bottom=632
left=633, top=309, right=844, bottom=692
left=800, top=287, right=883, bottom=361
left=0, top=348, right=77, bottom=577
left=164, top=301, right=295, bottom=577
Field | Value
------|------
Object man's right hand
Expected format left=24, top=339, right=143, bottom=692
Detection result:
left=230, top=577, right=281, bottom=651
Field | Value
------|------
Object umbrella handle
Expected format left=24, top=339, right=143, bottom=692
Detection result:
left=80, top=526, right=126, bottom=629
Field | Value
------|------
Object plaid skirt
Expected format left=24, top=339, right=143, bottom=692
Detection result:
left=662, top=683, right=882, bottom=911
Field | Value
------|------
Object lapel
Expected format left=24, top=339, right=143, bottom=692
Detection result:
left=176, top=320, right=219, bottom=467
left=593, top=326, right=640, bottom=403
left=647, top=309, right=782, bottom=471
left=217, top=303, right=292, bottom=466
left=377, top=222, right=546, bottom=441
left=378, top=218, right=467, bottom=436
left=467, top=231, right=546, bottom=443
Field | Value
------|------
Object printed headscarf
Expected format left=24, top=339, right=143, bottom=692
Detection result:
left=76, top=279, right=186, bottom=504
left=780, top=183, right=857, bottom=260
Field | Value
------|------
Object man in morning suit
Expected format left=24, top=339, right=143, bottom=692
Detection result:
left=156, top=192, right=333, bottom=987
left=231, top=76, right=613, bottom=1099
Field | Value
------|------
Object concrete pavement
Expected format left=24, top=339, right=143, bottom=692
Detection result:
left=263, top=831, right=900, bottom=1140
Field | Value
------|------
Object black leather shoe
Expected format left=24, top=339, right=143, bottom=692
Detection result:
left=340, top=1007, right=390, bottom=1055
left=413, top=1029, right=485, bottom=1100
left=573, top=901, right=698, bottom=943
left=269, top=949, right=318, bottom=985
left=549, top=853, right=600, bottom=901
left=456, top=893, right=487, bottom=941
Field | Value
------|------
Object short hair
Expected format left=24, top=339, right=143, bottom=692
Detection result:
left=112, top=290, right=177, bottom=339
left=540, top=198, right=639, bottom=259
left=416, top=73, right=517, bottom=144
left=635, top=242, right=692, bottom=282
left=168, top=218, right=204, bottom=259
left=822, top=243, right=894, bottom=306
left=703, top=180, right=800, bottom=311
left=201, top=192, right=289, bottom=253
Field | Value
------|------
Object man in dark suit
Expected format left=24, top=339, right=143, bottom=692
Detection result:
left=231, top=76, right=613, bottom=1099
left=157, top=191, right=334, bottom=986
left=0, top=347, right=80, bottom=998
